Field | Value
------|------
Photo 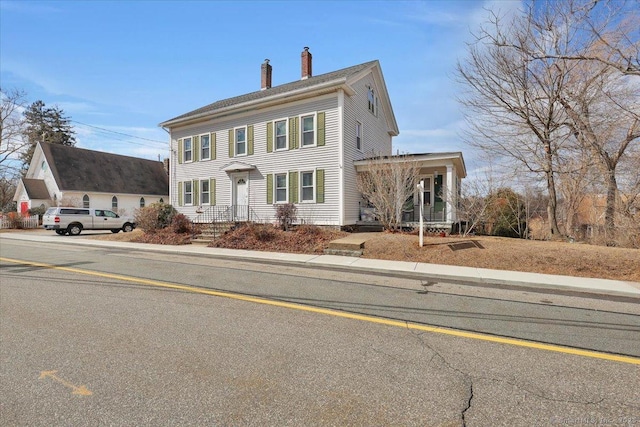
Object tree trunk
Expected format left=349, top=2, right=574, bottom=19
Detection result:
left=544, top=144, right=563, bottom=238
left=604, top=169, right=617, bottom=245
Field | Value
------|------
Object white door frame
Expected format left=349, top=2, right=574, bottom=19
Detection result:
left=231, top=172, right=249, bottom=220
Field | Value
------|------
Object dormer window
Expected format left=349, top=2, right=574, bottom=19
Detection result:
left=367, top=87, right=378, bottom=116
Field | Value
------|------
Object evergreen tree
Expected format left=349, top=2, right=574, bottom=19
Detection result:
left=20, top=100, right=76, bottom=173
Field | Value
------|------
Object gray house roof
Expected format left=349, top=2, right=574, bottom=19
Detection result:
left=160, top=60, right=379, bottom=126
left=40, top=142, right=169, bottom=195
left=22, top=178, right=50, bottom=199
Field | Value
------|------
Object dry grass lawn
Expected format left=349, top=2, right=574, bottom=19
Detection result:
left=78, top=226, right=640, bottom=282
left=362, top=233, right=640, bottom=282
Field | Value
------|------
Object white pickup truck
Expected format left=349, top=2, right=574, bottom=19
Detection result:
left=43, top=207, right=136, bottom=236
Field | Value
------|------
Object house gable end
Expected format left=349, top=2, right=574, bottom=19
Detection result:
left=345, top=62, right=398, bottom=137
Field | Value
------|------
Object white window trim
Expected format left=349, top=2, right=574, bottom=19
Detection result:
left=200, top=178, right=211, bottom=206
left=300, top=170, right=315, bottom=203
left=200, top=133, right=211, bottom=161
left=274, top=118, right=288, bottom=151
left=234, top=126, right=247, bottom=157
left=300, top=112, right=317, bottom=148
left=367, top=87, right=378, bottom=117
left=356, top=121, right=363, bottom=152
left=184, top=181, right=193, bottom=206
left=274, top=172, right=288, bottom=204
left=183, top=137, right=193, bottom=163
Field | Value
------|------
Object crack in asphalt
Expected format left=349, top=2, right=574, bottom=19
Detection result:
left=462, top=382, right=473, bottom=427
left=405, top=323, right=475, bottom=426
left=402, top=324, right=624, bottom=425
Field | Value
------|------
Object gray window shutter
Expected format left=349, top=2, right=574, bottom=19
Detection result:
left=210, top=178, right=216, bottom=206
left=193, top=179, right=199, bottom=206
left=178, top=181, right=183, bottom=206
left=194, top=135, right=200, bottom=162
left=178, top=140, right=183, bottom=164
left=228, top=129, right=234, bottom=157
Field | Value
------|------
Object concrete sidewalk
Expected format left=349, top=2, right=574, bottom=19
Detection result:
left=2, top=231, right=639, bottom=300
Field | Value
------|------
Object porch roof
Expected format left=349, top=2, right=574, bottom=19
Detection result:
left=353, top=152, right=466, bottom=178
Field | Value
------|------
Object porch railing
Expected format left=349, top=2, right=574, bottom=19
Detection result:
left=401, top=206, right=447, bottom=223
left=193, top=205, right=260, bottom=224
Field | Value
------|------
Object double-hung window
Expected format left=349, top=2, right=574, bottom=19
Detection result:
left=301, top=114, right=315, bottom=147
left=301, top=171, right=315, bottom=202
left=200, top=134, right=210, bottom=160
left=112, top=196, right=118, bottom=210
left=184, top=181, right=193, bottom=205
left=275, top=119, right=287, bottom=150
left=356, top=121, right=362, bottom=151
left=275, top=173, right=287, bottom=203
left=184, top=137, right=193, bottom=162
left=235, top=127, right=246, bottom=156
left=201, top=180, right=210, bottom=205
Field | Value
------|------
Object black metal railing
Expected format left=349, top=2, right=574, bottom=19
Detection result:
left=193, top=205, right=260, bottom=224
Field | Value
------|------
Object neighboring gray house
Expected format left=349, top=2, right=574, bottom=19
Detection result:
left=160, top=48, right=465, bottom=228
left=14, top=142, right=169, bottom=215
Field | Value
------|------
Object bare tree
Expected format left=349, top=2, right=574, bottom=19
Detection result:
left=457, top=7, right=575, bottom=238
left=356, top=155, right=421, bottom=232
left=0, top=87, right=28, bottom=178
left=558, top=59, right=640, bottom=242
left=524, top=0, right=640, bottom=77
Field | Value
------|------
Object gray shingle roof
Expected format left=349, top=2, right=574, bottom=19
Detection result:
left=162, top=60, right=378, bottom=125
left=41, top=143, right=169, bottom=196
left=22, top=179, right=50, bottom=199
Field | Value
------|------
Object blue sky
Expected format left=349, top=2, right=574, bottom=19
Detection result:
left=1, top=0, right=521, bottom=173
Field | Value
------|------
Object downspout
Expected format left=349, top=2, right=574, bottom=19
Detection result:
left=338, top=89, right=344, bottom=227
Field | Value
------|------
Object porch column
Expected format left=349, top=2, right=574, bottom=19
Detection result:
left=446, top=165, right=454, bottom=222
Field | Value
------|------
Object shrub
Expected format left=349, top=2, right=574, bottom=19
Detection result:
left=295, top=224, right=322, bottom=236
left=275, top=203, right=297, bottom=231
left=135, top=203, right=178, bottom=233
left=5, top=212, right=23, bottom=229
left=28, top=204, right=47, bottom=219
left=171, top=213, right=193, bottom=234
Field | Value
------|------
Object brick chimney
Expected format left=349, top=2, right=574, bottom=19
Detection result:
left=261, top=59, right=272, bottom=90
left=301, top=47, right=312, bottom=80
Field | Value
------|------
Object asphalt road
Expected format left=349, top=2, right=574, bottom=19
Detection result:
left=1, top=238, right=639, bottom=426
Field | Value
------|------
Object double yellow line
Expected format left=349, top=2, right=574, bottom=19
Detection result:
left=2, top=256, right=638, bottom=365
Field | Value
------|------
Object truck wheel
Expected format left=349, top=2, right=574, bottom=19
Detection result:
left=111, top=229, right=120, bottom=233
left=122, top=223, right=134, bottom=233
left=67, top=224, right=82, bottom=236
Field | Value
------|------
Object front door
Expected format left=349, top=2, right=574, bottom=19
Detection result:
left=233, top=174, right=249, bottom=221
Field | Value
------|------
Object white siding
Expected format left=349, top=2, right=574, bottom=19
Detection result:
left=342, top=72, right=393, bottom=225
left=170, top=94, right=342, bottom=225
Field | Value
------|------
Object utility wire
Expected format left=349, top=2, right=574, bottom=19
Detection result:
left=71, top=120, right=168, bottom=146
